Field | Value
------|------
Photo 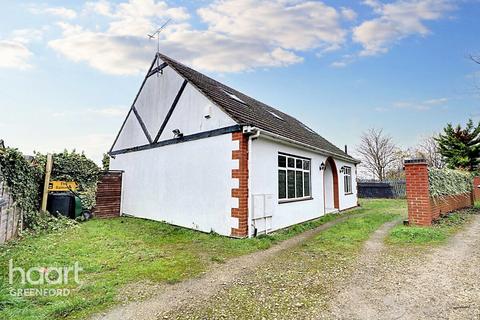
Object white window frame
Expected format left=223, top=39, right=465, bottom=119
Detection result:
left=278, top=153, right=312, bottom=203
left=344, top=166, right=353, bottom=194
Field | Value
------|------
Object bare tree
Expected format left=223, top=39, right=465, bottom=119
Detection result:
left=356, top=128, right=398, bottom=181
left=416, top=135, right=444, bottom=169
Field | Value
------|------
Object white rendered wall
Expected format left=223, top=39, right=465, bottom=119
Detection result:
left=110, top=134, right=239, bottom=236
left=250, top=137, right=358, bottom=234
left=111, top=65, right=236, bottom=152
left=335, top=158, right=358, bottom=210
left=158, top=83, right=236, bottom=141
left=112, top=111, right=150, bottom=152
left=134, top=66, right=185, bottom=139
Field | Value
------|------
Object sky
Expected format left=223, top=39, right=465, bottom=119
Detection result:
left=0, top=0, right=479, bottom=164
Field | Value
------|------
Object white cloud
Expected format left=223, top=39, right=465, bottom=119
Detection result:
left=353, top=0, right=454, bottom=56
left=0, top=40, right=33, bottom=70
left=423, top=97, right=448, bottom=105
left=52, top=106, right=128, bottom=118
left=331, top=61, right=348, bottom=68
left=48, top=0, right=347, bottom=75
left=10, top=28, right=45, bottom=44
left=28, top=5, right=77, bottom=19
left=393, top=97, right=449, bottom=110
left=197, top=0, right=346, bottom=51
left=341, top=7, right=357, bottom=21
left=45, top=7, right=77, bottom=19
left=331, top=54, right=356, bottom=68
left=87, top=107, right=128, bottom=117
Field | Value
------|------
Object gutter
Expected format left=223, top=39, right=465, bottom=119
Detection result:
left=242, top=126, right=360, bottom=164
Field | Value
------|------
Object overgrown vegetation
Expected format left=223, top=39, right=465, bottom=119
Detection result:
left=0, top=148, right=71, bottom=232
left=388, top=207, right=479, bottom=245
left=0, top=148, right=42, bottom=213
left=102, top=153, right=110, bottom=171
left=35, top=150, right=100, bottom=210
left=0, top=147, right=100, bottom=234
left=428, top=168, right=473, bottom=198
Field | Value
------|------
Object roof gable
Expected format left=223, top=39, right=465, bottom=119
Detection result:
left=157, top=53, right=357, bottom=162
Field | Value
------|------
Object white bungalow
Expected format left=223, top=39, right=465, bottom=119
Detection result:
left=109, top=53, right=359, bottom=238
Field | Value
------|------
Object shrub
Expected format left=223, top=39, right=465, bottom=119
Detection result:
left=0, top=148, right=42, bottom=213
left=0, top=148, right=99, bottom=234
left=34, top=150, right=100, bottom=210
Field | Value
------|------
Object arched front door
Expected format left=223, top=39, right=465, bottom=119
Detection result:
left=323, top=157, right=339, bottom=213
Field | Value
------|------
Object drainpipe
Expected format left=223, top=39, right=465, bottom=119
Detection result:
left=243, top=126, right=260, bottom=237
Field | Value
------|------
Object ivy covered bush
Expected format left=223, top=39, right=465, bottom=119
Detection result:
left=0, top=148, right=101, bottom=234
left=0, top=148, right=42, bottom=213
left=428, top=168, right=473, bottom=198
left=34, top=150, right=101, bottom=210
left=0, top=148, right=76, bottom=232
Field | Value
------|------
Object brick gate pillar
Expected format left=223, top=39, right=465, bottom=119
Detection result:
left=404, top=159, right=433, bottom=226
left=474, top=176, right=480, bottom=202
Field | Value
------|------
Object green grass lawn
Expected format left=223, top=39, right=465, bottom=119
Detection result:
left=387, top=206, right=479, bottom=245
left=0, top=202, right=374, bottom=320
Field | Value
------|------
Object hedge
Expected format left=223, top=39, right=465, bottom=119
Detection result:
left=428, top=168, right=472, bottom=198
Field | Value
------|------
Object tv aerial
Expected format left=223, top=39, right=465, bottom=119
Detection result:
left=148, top=19, right=171, bottom=55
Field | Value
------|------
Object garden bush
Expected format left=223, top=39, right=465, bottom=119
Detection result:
left=34, top=150, right=100, bottom=210
left=0, top=148, right=100, bottom=234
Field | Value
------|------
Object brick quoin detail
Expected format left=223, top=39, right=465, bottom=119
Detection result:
left=405, top=159, right=474, bottom=226
left=231, top=132, right=249, bottom=237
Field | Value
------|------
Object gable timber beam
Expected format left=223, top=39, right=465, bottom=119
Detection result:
left=153, top=79, right=188, bottom=143
left=109, top=125, right=242, bottom=156
left=132, top=106, right=153, bottom=144
left=109, top=55, right=159, bottom=152
left=147, top=62, right=168, bottom=78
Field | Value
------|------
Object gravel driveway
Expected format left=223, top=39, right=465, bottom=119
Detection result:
left=326, top=214, right=480, bottom=320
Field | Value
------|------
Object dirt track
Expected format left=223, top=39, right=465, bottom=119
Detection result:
left=326, top=215, right=480, bottom=320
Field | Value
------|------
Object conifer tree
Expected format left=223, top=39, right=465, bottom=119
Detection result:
left=435, top=119, right=480, bottom=171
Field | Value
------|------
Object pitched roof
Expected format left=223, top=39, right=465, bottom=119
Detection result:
left=157, top=53, right=358, bottom=163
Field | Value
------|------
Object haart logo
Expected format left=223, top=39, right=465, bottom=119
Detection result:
left=8, top=259, right=83, bottom=297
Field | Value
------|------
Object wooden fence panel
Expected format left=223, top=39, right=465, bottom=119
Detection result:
left=0, top=179, right=21, bottom=244
left=358, top=180, right=406, bottom=199
left=93, top=171, right=123, bottom=218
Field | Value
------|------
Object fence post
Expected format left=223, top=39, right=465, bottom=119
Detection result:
left=404, top=159, right=433, bottom=226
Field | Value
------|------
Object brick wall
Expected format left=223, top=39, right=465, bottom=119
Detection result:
left=474, top=176, right=480, bottom=201
left=431, top=193, right=473, bottom=220
left=405, top=159, right=474, bottom=226
left=94, top=171, right=123, bottom=218
left=231, top=132, right=249, bottom=237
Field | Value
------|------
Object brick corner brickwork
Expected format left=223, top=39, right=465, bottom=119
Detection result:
left=94, top=171, right=123, bottom=218
left=405, top=159, right=474, bottom=226
left=231, top=132, right=249, bottom=238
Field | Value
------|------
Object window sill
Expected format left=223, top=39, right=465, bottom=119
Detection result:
left=278, top=197, right=313, bottom=204
left=344, top=192, right=354, bottom=195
